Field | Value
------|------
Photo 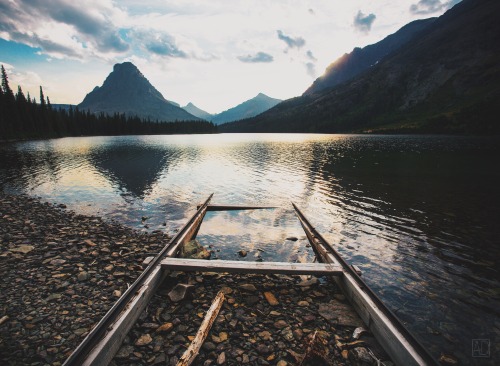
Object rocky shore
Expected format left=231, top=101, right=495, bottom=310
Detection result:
left=0, top=193, right=389, bottom=366
left=111, top=271, right=390, bottom=366
left=0, top=193, right=170, bottom=365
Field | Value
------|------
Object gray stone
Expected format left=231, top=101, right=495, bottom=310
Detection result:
left=168, top=284, right=194, bottom=302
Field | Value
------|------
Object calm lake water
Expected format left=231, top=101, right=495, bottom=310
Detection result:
left=1, top=133, right=499, bottom=363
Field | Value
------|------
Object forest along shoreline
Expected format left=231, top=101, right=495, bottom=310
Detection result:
left=0, top=193, right=387, bottom=366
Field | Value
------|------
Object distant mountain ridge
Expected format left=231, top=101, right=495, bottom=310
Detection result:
left=182, top=102, right=213, bottom=121
left=304, top=17, right=436, bottom=95
left=212, top=93, right=282, bottom=125
left=221, top=0, right=500, bottom=134
left=78, top=62, right=200, bottom=122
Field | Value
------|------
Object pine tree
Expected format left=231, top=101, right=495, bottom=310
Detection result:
left=1, top=65, right=15, bottom=102
left=39, top=86, right=46, bottom=109
left=16, top=85, right=27, bottom=103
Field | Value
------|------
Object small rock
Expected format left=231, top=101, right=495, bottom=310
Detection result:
left=156, top=322, right=174, bottom=333
left=135, top=334, right=153, bottom=346
left=259, top=331, right=272, bottom=341
left=217, top=351, right=226, bottom=364
left=113, top=290, right=122, bottom=297
left=202, top=342, right=216, bottom=351
left=277, top=361, right=287, bottom=366
left=263, top=291, right=279, bottom=306
left=298, top=278, right=318, bottom=287
left=220, top=286, right=233, bottom=295
left=256, top=344, right=272, bottom=355
left=10, top=245, right=35, bottom=254
left=239, top=284, right=257, bottom=292
left=238, top=250, right=247, bottom=257
left=168, top=284, right=194, bottom=302
left=77, top=271, right=89, bottom=282
left=274, top=320, right=288, bottom=329
left=298, top=300, right=309, bottom=307
left=439, top=353, right=458, bottom=365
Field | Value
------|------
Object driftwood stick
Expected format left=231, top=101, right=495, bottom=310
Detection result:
left=176, top=291, right=225, bottom=366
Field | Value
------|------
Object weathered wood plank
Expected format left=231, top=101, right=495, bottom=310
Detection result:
left=161, top=258, right=343, bottom=275
left=177, top=291, right=225, bottom=366
left=198, top=205, right=277, bottom=211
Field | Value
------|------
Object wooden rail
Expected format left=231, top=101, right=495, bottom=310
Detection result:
left=292, top=203, right=439, bottom=366
left=161, top=258, right=343, bottom=275
left=63, top=194, right=214, bottom=366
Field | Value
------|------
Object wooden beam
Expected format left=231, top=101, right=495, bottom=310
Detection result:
left=161, top=258, right=343, bottom=276
left=177, top=291, right=225, bottom=366
left=197, top=205, right=277, bottom=211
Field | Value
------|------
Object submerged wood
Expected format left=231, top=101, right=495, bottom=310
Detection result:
left=176, top=291, right=225, bottom=366
left=198, top=204, right=277, bottom=211
left=161, top=258, right=343, bottom=275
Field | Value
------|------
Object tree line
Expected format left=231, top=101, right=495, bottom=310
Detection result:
left=0, top=65, right=217, bottom=140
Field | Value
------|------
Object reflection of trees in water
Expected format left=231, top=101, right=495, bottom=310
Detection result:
left=0, top=141, right=69, bottom=192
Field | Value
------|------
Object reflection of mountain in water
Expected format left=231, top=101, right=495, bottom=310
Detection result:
left=89, top=144, right=174, bottom=198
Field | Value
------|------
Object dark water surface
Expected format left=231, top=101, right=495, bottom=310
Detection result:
left=1, top=134, right=499, bottom=363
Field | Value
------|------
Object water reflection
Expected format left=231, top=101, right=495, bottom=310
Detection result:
left=1, top=134, right=499, bottom=364
left=89, top=144, right=174, bottom=198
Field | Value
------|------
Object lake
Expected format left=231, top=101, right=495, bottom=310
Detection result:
left=1, top=133, right=499, bottom=363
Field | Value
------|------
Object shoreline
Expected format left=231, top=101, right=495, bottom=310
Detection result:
left=0, top=193, right=387, bottom=365
left=0, top=193, right=171, bottom=365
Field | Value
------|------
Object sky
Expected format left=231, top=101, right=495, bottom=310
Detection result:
left=0, top=0, right=461, bottom=114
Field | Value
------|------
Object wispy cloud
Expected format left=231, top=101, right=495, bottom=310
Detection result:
left=131, top=29, right=188, bottom=58
left=277, top=30, right=305, bottom=49
left=353, top=10, right=376, bottom=33
left=410, top=0, right=461, bottom=15
left=305, top=62, right=316, bottom=78
left=306, top=50, right=317, bottom=62
left=237, top=52, right=273, bottom=63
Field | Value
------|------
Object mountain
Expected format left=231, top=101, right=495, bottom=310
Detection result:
left=304, top=17, right=436, bottom=95
left=212, top=93, right=282, bottom=125
left=221, top=0, right=500, bottom=134
left=78, top=62, right=200, bottom=122
left=182, top=102, right=213, bottom=121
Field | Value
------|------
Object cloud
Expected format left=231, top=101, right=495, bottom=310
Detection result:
left=0, top=0, right=128, bottom=59
left=305, top=62, right=316, bottom=78
left=353, top=10, right=376, bottom=33
left=132, top=29, right=188, bottom=58
left=306, top=50, right=317, bottom=62
left=277, top=30, right=305, bottom=49
left=409, top=0, right=461, bottom=15
left=237, top=52, right=273, bottom=63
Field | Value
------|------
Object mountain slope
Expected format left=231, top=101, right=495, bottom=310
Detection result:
left=304, top=17, right=435, bottom=95
left=221, top=0, right=500, bottom=134
left=78, top=62, right=200, bottom=122
left=182, top=102, right=213, bottom=121
left=212, top=93, right=282, bottom=125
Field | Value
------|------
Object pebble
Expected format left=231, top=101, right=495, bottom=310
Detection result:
left=135, top=334, right=153, bottom=346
